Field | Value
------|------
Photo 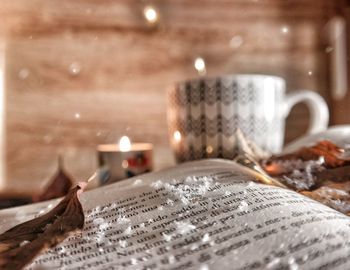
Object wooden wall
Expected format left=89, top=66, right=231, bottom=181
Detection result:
left=0, top=0, right=344, bottom=194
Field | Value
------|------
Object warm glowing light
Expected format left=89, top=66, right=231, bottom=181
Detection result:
left=119, top=136, right=132, bottom=152
left=69, top=62, right=81, bottom=75
left=194, top=57, right=206, bottom=75
left=173, top=131, right=182, bottom=142
left=281, top=26, right=289, bottom=34
left=143, top=6, right=158, bottom=24
left=308, top=71, right=313, bottom=76
left=74, top=113, right=80, bottom=119
left=206, top=145, right=213, bottom=154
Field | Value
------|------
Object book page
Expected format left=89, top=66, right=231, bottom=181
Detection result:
left=1, top=159, right=350, bottom=270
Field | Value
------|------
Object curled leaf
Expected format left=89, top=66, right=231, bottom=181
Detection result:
left=231, top=129, right=270, bottom=160
left=301, top=182, right=350, bottom=215
left=261, top=140, right=350, bottom=214
left=33, top=156, right=73, bottom=202
left=261, top=141, right=350, bottom=191
left=0, top=184, right=85, bottom=270
left=265, top=140, right=349, bottom=172
left=314, top=166, right=350, bottom=183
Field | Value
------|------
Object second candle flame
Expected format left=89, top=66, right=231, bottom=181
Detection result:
left=119, top=136, right=131, bottom=152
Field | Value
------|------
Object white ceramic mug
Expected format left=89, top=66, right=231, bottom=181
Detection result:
left=168, top=74, right=329, bottom=162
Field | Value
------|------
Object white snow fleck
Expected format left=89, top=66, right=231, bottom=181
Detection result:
left=202, top=233, right=210, bottom=243
left=200, top=264, right=210, bottom=270
left=117, top=216, right=131, bottom=224
left=162, top=175, right=215, bottom=205
left=266, top=258, right=281, bottom=268
left=288, top=257, right=299, bottom=270
left=124, top=226, right=132, bottom=235
left=151, top=180, right=163, bottom=189
left=162, top=233, right=172, bottom=242
left=99, top=222, right=109, bottom=230
left=190, top=243, right=198, bottom=250
left=93, top=218, right=105, bottom=225
left=238, top=201, right=249, bottom=211
left=133, top=179, right=143, bottom=186
left=175, top=221, right=196, bottom=234
left=119, top=240, right=128, bottom=248
left=166, top=198, right=174, bottom=206
left=131, top=258, right=138, bottom=265
left=168, top=255, right=176, bottom=264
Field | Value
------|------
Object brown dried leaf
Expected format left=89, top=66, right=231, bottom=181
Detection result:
left=33, top=157, right=73, bottom=202
left=0, top=183, right=86, bottom=270
left=314, top=166, right=350, bottom=183
left=301, top=182, right=350, bottom=215
left=265, top=140, right=348, bottom=171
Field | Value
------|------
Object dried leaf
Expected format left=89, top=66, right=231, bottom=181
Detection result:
left=234, top=154, right=286, bottom=188
left=0, top=183, right=86, bottom=270
left=265, top=140, right=348, bottom=171
left=231, top=129, right=270, bottom=160
left=301, top=182, right=350, bottom=215
left=33, top=156, right=73, bottom=202
left=260, top=140, right=350, bottom=214
left=314, top=166, right=350, bottom=183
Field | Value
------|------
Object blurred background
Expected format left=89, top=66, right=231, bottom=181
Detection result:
left=0, top=0, right=349, bottom=195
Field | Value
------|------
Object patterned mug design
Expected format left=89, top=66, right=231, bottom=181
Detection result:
left=168, top=75, right=329, bottom=162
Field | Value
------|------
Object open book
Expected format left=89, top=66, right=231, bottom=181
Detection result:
left=1, top=159, right=350, bottom=270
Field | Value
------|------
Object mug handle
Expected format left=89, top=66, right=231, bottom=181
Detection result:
left=284, top=90, right=329, bottom=134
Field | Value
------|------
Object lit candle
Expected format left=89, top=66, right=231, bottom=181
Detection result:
left=97, top=136, right=153, bottom=185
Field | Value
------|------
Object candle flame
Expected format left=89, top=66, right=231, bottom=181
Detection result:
left=119, top=136, right=131, bottom=152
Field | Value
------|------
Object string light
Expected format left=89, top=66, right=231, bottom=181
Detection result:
left=173, top=131, right=182, bottom=142
left=206, top=145, right=213, bottom=154
left=143, top=5, right=159, bottom=24
left=194, top=57, right=206, bottom=75
left=281, top=26, right=289, bottom=34
left=69, top=62, right=81, bottom=76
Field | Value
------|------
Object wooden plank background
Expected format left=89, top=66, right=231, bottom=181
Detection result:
left=0, top=0, right=344, bottom=195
